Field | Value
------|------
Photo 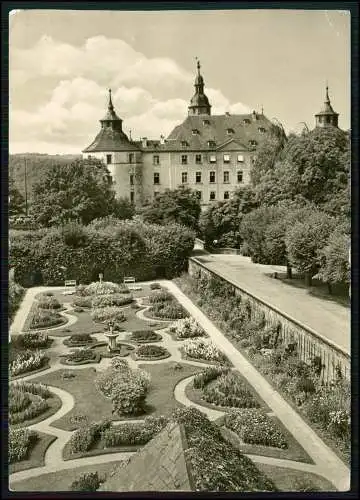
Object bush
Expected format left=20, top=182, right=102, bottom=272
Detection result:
left=149, top=301, right=188, bottom=320
left=68, top=420, right=111, bottom=454
left=169, top=317, right=206, bottom=339
left=30, top=307, right=63, bottom=329
left=72, top=296, right=92, bottom=308
left=71, top=472, right=102, bottom=492
left=92, top=293, right=133, bottom=308
left=10, top=350, right=47, bottom=376
left=20, top=331, right=50, bottom=349
left=202, top=372, right=259, bottom=409
left=85, top=281, right=128, bottom=296
left=102, top=415, right=169, bottom=447
left=9, top=427, right=38, bottom=463
left=9, top=279, right=25, bottom=321
left=148, top=290, right=173, bottom=303
left=91, top=306, right=126, bottom=324
left=225, top=409, right=288, bottom=449
left=136, top=344, right=169, bottom=359
left=150, top=282, right=161, bottom=290
left=193, top=366, right=229, bottom=389
left=130, top=330, right=161, bottom=343
left=37, top=294, right=61, bottom=310
left=183, top=338, right=227, bottom=363
left=9, top=389, right=31, bottom=413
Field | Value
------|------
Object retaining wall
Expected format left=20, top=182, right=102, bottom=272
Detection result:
left=188, top=257, right=350, bottom=383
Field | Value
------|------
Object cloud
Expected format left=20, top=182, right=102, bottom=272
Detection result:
left=10, top=35, right=252, bottom=152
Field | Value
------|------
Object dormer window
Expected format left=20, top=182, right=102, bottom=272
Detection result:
left=192, top=129, right=199, bottom=135
left=243, top=119, right=251, bottom=125
left=207, top=140, right=216, bottom=148
left=181, top=141, right=189, bottom=147
left=258, top=127, right=266, bottom=133
left=203, top=119, right=210, bottom=125
left=249, top=140, right=258, bottom=147
left=226, top=128, right=235, bottom=135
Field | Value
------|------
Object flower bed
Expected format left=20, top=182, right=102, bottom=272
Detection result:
left=37, top=294, right=61, bottom=310
left=128, top=330, right=162, bottom=343
left=91, top=306, right=127, bottom=324
left=61, top=349, right=100, bottom=365
left=9, top=382, right=55, bottom=425
left=63, top=333, right=95, bottom=347
left=89, top=342, right=135, bottom=358
left=101, top=416, right=168, bottom=448
left=148, top=301, right=188, bottom=320
left=135, top=344, right=170, bottom=360
left=9, top=427, right=38, bottom=463
left=30, top=306, right=65, bottom=329
left=202, top=371, right=260, bottom=409
left=68, top=420, right=111, bottom=454
left=92, top=293, right=133, bottom=308
left=148, top=290, right=173, bottom=303
left=169, top=317, right=206, bottom=339
left=83, top=281, right=129, bottom=296
left=12, top=331, right=52, bottom=349
left=72, top=296, right=92, bottom=308
left=150, top=282, right=161, bottom=290
left=10, top=350, right=48, bottom=377
left=193, top=366, right=230, bottom=389
left=183, top=338, right=227, bottom=363
left=224, top=409, right=288, bottom=449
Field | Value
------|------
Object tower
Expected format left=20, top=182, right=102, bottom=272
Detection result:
left=188, top=60, right=211, bottom=116
left=315, top=85, right=339, bottom=128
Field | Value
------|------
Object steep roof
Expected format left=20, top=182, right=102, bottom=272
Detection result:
left=83, top=128, right=140, bottom=153
left=315, top=86, right=339, bottom=117
left=99, top=422, right=191, bottom=492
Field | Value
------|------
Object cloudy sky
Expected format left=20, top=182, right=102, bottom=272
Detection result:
left=9, top=9, right=350, bottom=154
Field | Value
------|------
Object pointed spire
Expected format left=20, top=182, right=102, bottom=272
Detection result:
left=196, top=58, right=201, bottom=75
left=188, top=58, right=211, bottom=116
left=325, top=82, right=330, bottom=103
left=108, top=88, right=114, bottom=111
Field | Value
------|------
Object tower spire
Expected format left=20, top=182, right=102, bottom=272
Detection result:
left=108, top=88, right=114, bottom=111
left=188, top=58, right=211, bottom=116
left=314, top=82, right=339, bottom=128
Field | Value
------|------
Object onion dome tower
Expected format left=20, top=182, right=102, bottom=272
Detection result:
left=315, top=85, right=339, bottom=128
left=188, top=60, right=211, bottom=116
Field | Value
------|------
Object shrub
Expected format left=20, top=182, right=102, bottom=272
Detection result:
left=85, top=281, right=128, bottom=296
left=9, top=279, right=25, bottom=321
left=72, top=296, right=92, bottom=308
left=136, top=344, right=169, bottom=359
left=149, top=301, right=188, bottom=320
left=91, top=306, right=126, bottom=324
left=20, top=331, right=50, bottom=349
left=92, top=293, right=133, bottom=308
left=150, top=282, right=161, bottom=290
left=9, top=427, right=38, bottom=463
left=68, top=420, right=111, bottom=453
left=169, top=317, right=206, bottom=339
left=30, top=307, right=63, bottom=329
left=183, top=338, right=227, bottom=363
left=37, top=294, right=61, bottom=310
left=64, top=333, right=94, bottom=346
left=102, top=416, right=169, bottom=447
left=193, top=366, right=229, bottom=389
left=71, top=472, right=102, bottom=492
left=203, top=372, right=259, bottom=409
left=130, top=330, right=161, bottom=343
left=225, top=409, right=288, bottom=449
left=10, top=350, right=47, bottom=376
left=148, top=290, right=173, bottom=303
left=66, top=349, right=96, bottom=363
left=9, top=389, right=31, bottom=413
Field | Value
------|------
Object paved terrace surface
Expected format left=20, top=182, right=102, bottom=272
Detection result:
left=193, top=254, right=350, bottom=354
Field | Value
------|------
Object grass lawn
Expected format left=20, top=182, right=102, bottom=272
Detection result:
left=9, top=431, right=57, bottom=474
left=10, top=460, right=127, bottom=492
left=254, top=463, right=336, bottom=492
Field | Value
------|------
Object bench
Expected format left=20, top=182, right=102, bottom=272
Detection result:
left=64, top=279, right=77, bottom=287
left=123, top=277, right=136, bottom=284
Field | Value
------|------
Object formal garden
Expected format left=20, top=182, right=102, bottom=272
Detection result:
left=8, top=278, right=344, bottom=492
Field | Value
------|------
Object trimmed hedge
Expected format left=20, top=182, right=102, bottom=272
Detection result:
left=101, top=416, right=169, bottom=447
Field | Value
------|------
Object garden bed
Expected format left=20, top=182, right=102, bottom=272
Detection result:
left=255, top=464, right=336, bottom=492
left=89, top=342, right=135, bottom=358
left=10, top=362, right=51, bottom=381
left=9, top=431, right=57, bottom=474
left=10, top=350, right=50, bottom=378
left=60, top=352, right=102, bottom=366
left=127, top=330, right=163, bottom=343
left=63, top=334, right=96, bottom=347
left=133, top=344, right=171, bottom=361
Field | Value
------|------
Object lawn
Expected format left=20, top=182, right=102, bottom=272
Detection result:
left=254, top=463, right=336, bottom=492
left=10, top=431, right=57, bottom=474
left=32, top=362, right=203, bottom=431
left=10, top=460, right=127, bottom=492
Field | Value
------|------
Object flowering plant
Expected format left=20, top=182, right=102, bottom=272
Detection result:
left=9, top=427, right=38, bottom=463
left=10, top=350, right=47, bottom=376
left=183, top=338, right=226, bottom=362
left=169, top=317, right=206, bottom=339
left=91, top=306, right=126, bottom=324
left=84, top=281, right=128, bottom=296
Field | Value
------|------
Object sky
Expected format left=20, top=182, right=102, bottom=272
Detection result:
left=9, top=8, right=351, bottom=154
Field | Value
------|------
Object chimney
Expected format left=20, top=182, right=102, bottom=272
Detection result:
left=160, top=134, right=165, bottom=145
left=252, top=110, right=257, bottom=121
left=225, top=111, right=230, bottom=116
left=142, top=137, right=148, bottom=148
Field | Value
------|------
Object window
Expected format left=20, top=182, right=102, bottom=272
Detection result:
left=209, top=155, right=217, bottom=163
left=130, top=174, right=134, bottom=186
left=182, top=172, right=188, bottom=184
left=226, top=128, right=234, bottom=135
left=243, top=118, right=251, bottom=125
left=153, top=155, right=160, bottom=165
left=128, top=153, right=134, bottom=163
left=203, top=119, right=210, bottom=125
left=208, top=140, right=216, bottom=147
left=192, top=129, right=199, bottom=135
left=237, top=154, right=244, bottom=162
left=195, top=154, right=202, bottom=164
left=210, top=191, right=216, bottom=200
left=130, top=191, right=135, bottom=204
left=87, top=155, right=91, bottom=159
left=258, top=127, right=266, bottom=133
left=210, top=171, right=216, bottom=183
left=181, top=141, right=189, bottom=147
left=223, top=171, right=230, bottom=183
left=196, top=172, right=202, bottom=183
left=106, top=154, right=112, bottom=165
left=224, top=191, right=230, bottom=200
left=154, top=172, right=160, bottom=185
left=249, top=140, right=258, bottom=147
left=196, top=191, right=202, bottom=200
left=181, top=155, right=188, bottom=165
left=237, top=171, right=243, bottom=183
left=223, top=154, right=230, bottom=163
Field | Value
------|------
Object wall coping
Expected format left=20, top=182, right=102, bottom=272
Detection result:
left=189, top=257, right=350, bottom=360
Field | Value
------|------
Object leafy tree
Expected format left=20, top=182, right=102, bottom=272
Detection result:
left=9, top=178, right=25, bottom=216
left=199, top=187, right=256, bottom=248
left=285, top=211, right=338, bottom=286
left=30, top=158, right=120, bottom=227
left=138, top=186, right=201, bottom=230
left=112, top=197, right=135, bottom=220
left=316, top=229, right=350, bottom=289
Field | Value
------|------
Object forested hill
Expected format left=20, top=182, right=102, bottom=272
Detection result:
left=9, top=153, right=82, bottom=203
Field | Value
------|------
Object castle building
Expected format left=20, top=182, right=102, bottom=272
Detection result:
left=83, top=63, right=339, bottom=207
left=315, top=85, right=339, bottom=128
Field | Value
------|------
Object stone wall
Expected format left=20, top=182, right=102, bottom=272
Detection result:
left=189, top=258, right=350, bottom=382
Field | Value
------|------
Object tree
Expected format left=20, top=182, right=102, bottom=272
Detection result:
left=138, top=186, right=201, bottom=230
left=316, top=229, right=350, bottom=290
left=31, top=158, right=120, bottom=227
left=9, top=178, right=25, bottom=216
left=285, top=211, right=338, bottom=286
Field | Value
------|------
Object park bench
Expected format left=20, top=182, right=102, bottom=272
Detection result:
left=123, top=277, right=136, bottom=284
left=64, top=279, right=77, bottom=287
